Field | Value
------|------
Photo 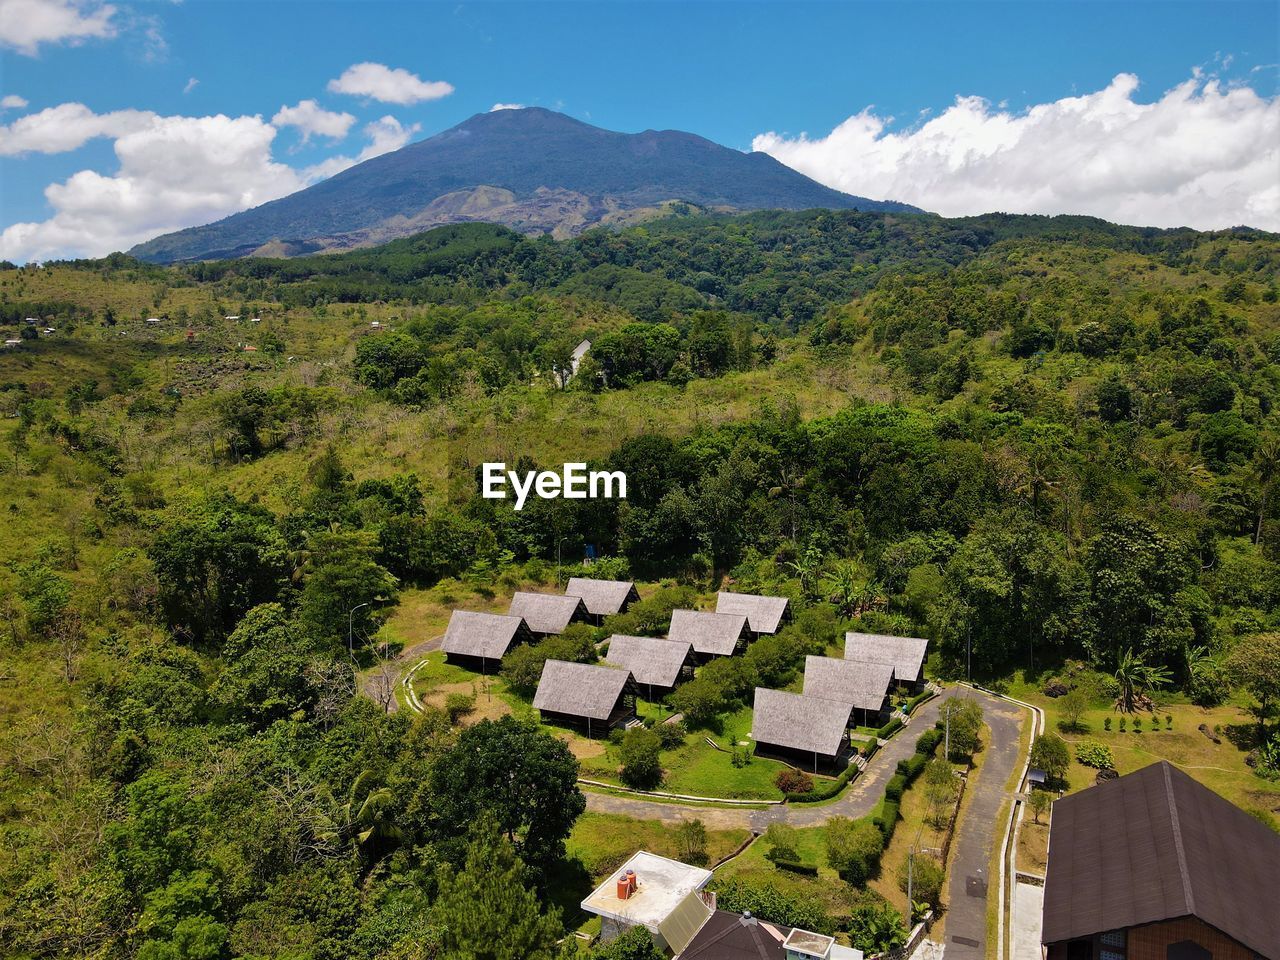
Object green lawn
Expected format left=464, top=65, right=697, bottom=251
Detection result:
left=567, top=812, right=750, bottom=879
left=1003, top=672, right=1280, bottom=825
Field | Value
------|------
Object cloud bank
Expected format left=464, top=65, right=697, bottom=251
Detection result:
left=753, top=72, right=1280, bottom=231
left=0, top=106, right=420, bottom=262
left=327, top=62, right=454, bottom=105
left=0, top=0, right=117, bottom=56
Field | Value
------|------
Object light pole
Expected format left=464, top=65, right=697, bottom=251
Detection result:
left=348, top=601, right=371, bottom=657
left=556, top=536, right=569, bottom=586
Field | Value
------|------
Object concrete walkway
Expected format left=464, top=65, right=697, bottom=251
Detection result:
left=941, top=693, right=1029, bottom=960
left=1012, top=881, right=1045, bottom=960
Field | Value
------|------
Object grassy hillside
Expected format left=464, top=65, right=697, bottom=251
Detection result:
left=1, top=210, right=1278, bottom=957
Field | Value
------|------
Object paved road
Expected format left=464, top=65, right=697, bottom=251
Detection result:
left=584, top=688, right=971, bottom=831
left=942, top=692, right=1028, bottom=960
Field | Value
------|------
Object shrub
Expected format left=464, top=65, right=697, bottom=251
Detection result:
left=1118, top=716, right=1127, bottom=732
left=775, top=769, right=815, bottom=795
left=1075, top=741, right=1114, bottom=770
left=444, top=691, right=476, bottom=723
left=1133, top=716, right=1143, bottom=733
left=876, top=717, right=903, bottom=739
left=885, top=775, right=907, bottom=802
left=896, top=853, right=944, bottom=908
left=1043, top=679, right=1069, bottom=698
left=711, top=879, right=834, bottom=935
left=876, top=801, right=900, bottom=840
left=1103, top=716, right=1112, bottom=731
left=619, top=727, right=663, bottom=789
left=655, top=721, right=687, bottom=749
left=914, top=728, right=943, bottom=756
left=1165, top=714, right=1173, bottom=729
left=825, top=816, right=884, bottom=885
left=675, top=819, right=708, bottom=865
left=763, top=823, right=799, bottom=862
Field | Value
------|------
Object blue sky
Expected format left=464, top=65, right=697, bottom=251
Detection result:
left=2, top=1, right=1278, bottom=260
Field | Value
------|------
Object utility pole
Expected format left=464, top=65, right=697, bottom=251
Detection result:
left=944, top=700, right=951, bottom=761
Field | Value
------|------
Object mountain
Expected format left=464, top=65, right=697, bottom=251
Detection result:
left=129, top=108, right=921, bottom=262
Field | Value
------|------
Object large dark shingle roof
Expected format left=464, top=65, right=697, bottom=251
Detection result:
left=532, top=659, right=631, bottom=720
left=605, top=635, right=692, bottom=687
left=565, top=577, right=639, bottom=617
left=715, top=592, right=789, bottom=634
left=440, top=610, right=529, bottom=660
left=750, top=688, right=850, bottom=758
left=1042, top=761, right=1280, bottom=958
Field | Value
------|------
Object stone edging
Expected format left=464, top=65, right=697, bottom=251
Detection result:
left=577, top=778, right=783, bottom=806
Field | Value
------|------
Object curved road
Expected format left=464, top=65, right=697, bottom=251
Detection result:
left=369, top=650, right=1029, bottom=954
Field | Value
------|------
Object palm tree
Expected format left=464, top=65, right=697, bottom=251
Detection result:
left=1114, top=648, right=1172, bottom=713
left=320, top=769, right=400, bottom=861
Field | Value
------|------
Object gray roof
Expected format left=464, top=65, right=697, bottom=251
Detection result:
left=1043, top=761, right=1280, bottom=959
left=440, top=610, right=529, bottom=660
left=508, top=592, right=587, bottom=634
left=751, top=688, right=850, bottom=757
left=801, top=656, right=895, bottom=712
left=843, top=631, right=928, bottom=682
left=565, top=577, right=639, bottom=617
left=532, top=659, right=632, bottom=720
left=605, top=635, right=692, bottom=688
left=667, top=609, right=748, bottom=657
left=716, top=592, right=789, bottom=634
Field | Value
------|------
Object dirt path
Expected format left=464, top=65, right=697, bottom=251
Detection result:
left=358, top=634, right=444, bottom=713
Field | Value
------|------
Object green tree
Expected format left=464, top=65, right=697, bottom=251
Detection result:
left=619, top=727, right=662, bottom=789
left=941, top=698, right=983, bottom=759
left=1057, top=688, right=1089, bottom=733
left=212, top=603, right=317, bottom=724
left=763, top=822, right=800, bottom=862
left=825, top=816, right=883, bottom=885
left=1226, top=633, right=1280, bottom=728
left=298, top=530, right=398, bottom=648
left=429, top=718, right=585, bottom=872
left=1029, top=734, right=1071, bottom=786
left=897, top=853, right=944, bottom=909
left=433, top=821, right=561, bottom=960
left=1028, top=788, right=1052, bottom=824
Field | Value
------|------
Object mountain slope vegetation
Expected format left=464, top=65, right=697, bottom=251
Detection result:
left=2, top=209, right=1279, bottom=958
left=129, top=108, right=919, bottom=263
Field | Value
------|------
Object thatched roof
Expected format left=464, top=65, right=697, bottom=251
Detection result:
left=667, top=609, right=748, bottom=656
left=843, top=631, right=928, bottom=682
left=533, top=659, right=632, bottom=720
left=605, top=635, right=692, bottom=688
left=508, top=592, right=588, bottom=635
left=441, top=610, right=530, bottom=660
left=715, top=591, right=789, bottom=634
left=751, top=688, right=850, bottom=757
left=565, top=577, right=639, bottom=617
left=801, top=656, right=894, bottom=712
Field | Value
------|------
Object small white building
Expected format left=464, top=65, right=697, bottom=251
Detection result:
left=4, top=339, right=22, bottom=348
left=581, top=851, right=713, bottom=955
left=249, top=318, right=261, bottom=323
left=224, top=315, right=241, bottom=321
left=145, top=317, right=162, bottom=324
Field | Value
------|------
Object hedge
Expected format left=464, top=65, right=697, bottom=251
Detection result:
left=905, top=690, right=933, bottom=713
left=876, top=800, right=900, bottom=840
left=875, top=717, right=903, bottom=740
left=884, top=774, right=907, bottom=802
left=914, top=728, right=943, bottom=756
left=772, top=858, right=819, bottom=876
left=786, top=763, right=858, bottom=803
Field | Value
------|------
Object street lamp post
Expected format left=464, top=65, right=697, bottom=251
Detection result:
left=348, top=601, right=371, bottom=657
left=556, top=536, right=569, bottom=586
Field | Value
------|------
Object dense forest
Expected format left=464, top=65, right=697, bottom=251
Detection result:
left=1, top=209, right=1278, bottom=959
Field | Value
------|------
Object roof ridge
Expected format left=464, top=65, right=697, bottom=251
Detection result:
left=1162, top=761, right=1194, bottom=915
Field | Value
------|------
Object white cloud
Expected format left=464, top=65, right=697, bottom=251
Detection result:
left=0, top=102, right=154, bottom=155
left=301, top=115, right=420, bottom=181
left=183, top=77, right=198, bottom=95
left=1, top=95, right=30, bottom=110
left=753, top=72, right=1280, bottom=231
left=490, top=102, right=524, bottom=112
left=0, top=0, right=117, bottom=56
left=271, top=99, right=356, bottom=142
left=326, top=62, right=453, bottom=105
left=0, top=114, right=308, bottom=262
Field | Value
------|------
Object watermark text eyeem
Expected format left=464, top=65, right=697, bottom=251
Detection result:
left=481, top=462, right=627, bottom=511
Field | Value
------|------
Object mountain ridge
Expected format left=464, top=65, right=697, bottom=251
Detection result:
left=129, top=107, right=922, bottom=262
